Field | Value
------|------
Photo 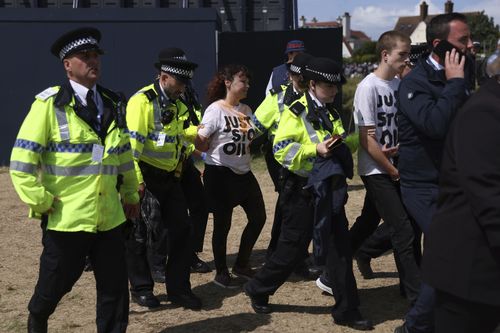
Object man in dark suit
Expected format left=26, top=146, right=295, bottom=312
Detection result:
left=422, top=60, right=500, bottom=333
left=394, top=13, right=473, bottom=333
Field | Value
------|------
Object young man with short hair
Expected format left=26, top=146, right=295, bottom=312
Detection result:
left=353, top=30, right=421, bottom=305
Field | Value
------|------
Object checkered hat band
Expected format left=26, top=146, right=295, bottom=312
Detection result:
left=160, top=65, right=194, bottom=79
left=290, top=64, right=302, bottom=74
left=59, top=37, right=99, bottom=60
left=307, top=68, right=341, bottom=83
left=173, top=55, right=187, bottom=60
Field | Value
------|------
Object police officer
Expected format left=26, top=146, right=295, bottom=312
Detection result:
left=9, top=27, right=140, bottom=333
left=244, top=57, right=373, bottom=331
left=147, top=84, right=212, bottom=280
left=252, top=53, right=318, bottom=274
left=125, top=48, right=202, bottom=310
left=265, top=40, right=306, bottom=94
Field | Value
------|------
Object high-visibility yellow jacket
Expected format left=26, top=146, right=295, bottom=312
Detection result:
left=9, top=84, right=139, bottom=232
left=252, top=84, right=301, bottom=140
left=178, top=99, right=202, bottom=158
left=126, top=82, right=189, bottom=183
left=273, top=93, right=348, bottom=177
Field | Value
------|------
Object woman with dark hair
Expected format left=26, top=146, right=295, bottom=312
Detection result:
left=195, top=64, right=266, bottom=288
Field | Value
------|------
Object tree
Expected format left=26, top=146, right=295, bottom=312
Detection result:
left=467, top=11, right=500, bottom=54
left=351, top=41, right=377, bottom=63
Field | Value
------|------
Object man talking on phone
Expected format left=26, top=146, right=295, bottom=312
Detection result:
left=394, top=13, right=473, bottom=333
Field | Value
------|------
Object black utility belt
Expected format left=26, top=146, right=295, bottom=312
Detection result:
left=139, top=161, right=175, bottom=178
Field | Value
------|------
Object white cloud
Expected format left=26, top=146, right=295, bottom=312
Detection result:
left=463, top=0, right=500, bottom=24
left=298, top=0, right=500, bottom=41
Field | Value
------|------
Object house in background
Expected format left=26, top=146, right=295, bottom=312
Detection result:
left=300, top=12, right=371, bottom=58
left=394, top=0, right=480, bottom=44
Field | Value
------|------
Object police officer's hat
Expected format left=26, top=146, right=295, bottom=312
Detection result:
left=154, top=48, right=198, bottom=84
left=288, top=52, right=312, bottom=75
left=409, top=43, right=429, bottom=63
left=284, top=40, right=306, bottom=55
left=50, top=27, right=103, bottom=61
left=303, top=57, right=346, bottom=85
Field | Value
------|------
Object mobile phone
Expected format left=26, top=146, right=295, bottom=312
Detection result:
left=433, top=40, right=465, bottom=61
left=327, top=135, right=343, bottom=150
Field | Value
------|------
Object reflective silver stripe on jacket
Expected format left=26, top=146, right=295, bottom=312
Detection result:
left=301, top=111, right=319, bottom=143
left=153, top=100, right=163, bottom=131
left=282, top=142, right=301, bottom=169
left=133, top=150, right=141, bottom=159
left=43, top=164, right=118, bottom=176
left=118, top=161, right=135, bottom=173
left=141, top=149, right=174, bottom=159
left=277, top=91, right=285, bottom=114
left=10, top=160, right=37, bottom=174
left=55, top=107, right=70, bottom=142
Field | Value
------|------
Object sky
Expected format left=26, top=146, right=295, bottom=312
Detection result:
left=297, top=0, right=500, bottom=40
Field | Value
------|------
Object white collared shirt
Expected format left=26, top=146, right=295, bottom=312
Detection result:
left=427, top=54, right=445, bottom=71
left=69, top=80, right=103, bottom=121
left=308, top=90, right=325, bottom=108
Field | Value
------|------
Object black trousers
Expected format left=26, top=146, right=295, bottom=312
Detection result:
left=349, top=192, right=381, bottom=253
left=181, top=158, right=209, bottom=253
left=358, top=175, right=421, bottom=304
left=264, top=147, right=283, bottom=257
left=356, top=221, right=391, bottom=259
left=203, top=164, right=266, bottom=273
left=126, top=224, right=155, bottom=296
left=29, top=220, right=129, bottom=333
left=434, top=290, right=500, bottom=333
left=143, top=158, right=209, bottom=274
left=128, top=161, right=192, bottom=295
left=246, top=174, right=361, bottom=319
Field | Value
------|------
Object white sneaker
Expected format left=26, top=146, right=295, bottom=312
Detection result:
left=316, top=276, right=333, bottom=295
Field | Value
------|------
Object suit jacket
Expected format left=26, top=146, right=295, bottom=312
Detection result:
left=422, top=78, right=500, bottom=305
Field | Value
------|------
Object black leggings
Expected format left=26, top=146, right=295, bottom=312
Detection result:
left=203, top=164, right=266, bottom=273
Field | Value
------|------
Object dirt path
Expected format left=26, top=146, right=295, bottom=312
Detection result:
left=0, top=163, right=409, bottom=333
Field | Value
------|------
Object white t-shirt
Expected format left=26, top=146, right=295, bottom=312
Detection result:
left=354, top=73, right=400, bottom=176
left=198, top=100, right=256, bottom=175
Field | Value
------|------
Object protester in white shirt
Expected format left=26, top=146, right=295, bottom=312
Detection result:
left=195, top=64, right=266, bottom=289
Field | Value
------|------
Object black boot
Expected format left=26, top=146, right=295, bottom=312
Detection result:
left=27, top=313, right=47, bottom=333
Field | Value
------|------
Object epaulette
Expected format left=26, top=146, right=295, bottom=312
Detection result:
left=269, top=85, right=283, bottom=96
left=142, top=89, right=158, bottom=101
left=54, top=84, right=73, bottom=107
left=35, top=87, right=59, bottom=101
left=289, top=100, right=305, bottom=116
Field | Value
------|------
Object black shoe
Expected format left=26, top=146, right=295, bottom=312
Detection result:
left=334, top=317, right=374, bottom=331
left=131, top=292, right=161, bottom=308
left=28, top=313, right=47, bottom=333
left=151, top=270, right=166, bottom=283
left=294, top=261, right=322, bottom=280
left=168, top=292, right=202, bottom=311
left=307, top=265, right=323, bottom=280
left=191, top=256, right=211, bottom=273
left=355, top=255, right=374, bottom=279
left=243, top=284, right=272, bottom=314
left=394, top=323, right=410, bottom=333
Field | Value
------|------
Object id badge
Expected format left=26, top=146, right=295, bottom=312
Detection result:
left=156, top=132, right=166, bottom=147
left=91, top=144, right=105, bottom=162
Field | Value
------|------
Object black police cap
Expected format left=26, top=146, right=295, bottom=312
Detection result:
left=288, top=52, right=313, bottom=75
left=304, top=57, right=346, bottom=85
left=50, top=27, right=103, bottom=61
left=409, top=43, right=429, bottom=63
left=154, top=48, right=198, bottom=84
